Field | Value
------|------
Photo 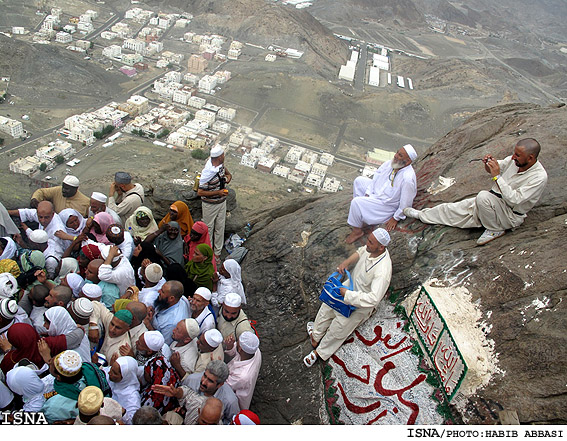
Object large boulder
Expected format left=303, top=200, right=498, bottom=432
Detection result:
left=243, top=103, right=567, bottom=424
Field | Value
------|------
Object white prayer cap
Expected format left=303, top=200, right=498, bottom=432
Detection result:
left=402, top=144, right=417, bottom=161
left=71, top=297, right=93, bottom=321
left=63, top=175, right=80, bottom=187
left=144, top=331, right=164, bottom=351
left=82, top=283, right=102, bottom=299
left=29, top=229, right=48, bottom=244
left=194, top=287, right=212, bottom=301
left=0, top=298, right=18, bottom=320
left=224, top=292, right=242, bottom=308
left=210, top=145, right=224, bottom=158
left=0, top=273, right=18, bottom=298
left=145, top=263, right=163, bottom=283
left=184, top=318, right=200, bottom=340
left=100, top=245, right=121, bottom=262
left=239, top=331, right=259, bottom=355
left=54, top=350, right=82, bottom=377
left=204, top=329, right=223, bottom=348
left=91, top=192, right=107, bottom=203
left=372, top=228, right=391, bottom=246
left=6, top=366, right=45, bottom=397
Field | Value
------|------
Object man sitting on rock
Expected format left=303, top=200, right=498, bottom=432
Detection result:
left=346, top=144, right=417, bottom=243
left=31, top=175, right=90, bottom=217
left=304, top=228, right=392, bottom=367
left=404, top=138, right=548, bottom=245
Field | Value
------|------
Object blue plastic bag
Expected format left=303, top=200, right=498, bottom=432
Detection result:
left=318, top=270, right=356, bottom=317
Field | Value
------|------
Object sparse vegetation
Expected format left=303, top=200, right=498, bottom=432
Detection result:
left=94, top=125, right=115, bottom=140
left=54, top=155, right=65, bottom=164
left=157, top=129, right=170, bottom=139
left=39, top=162, right=47, bottom=171
left=191, top=149, right=208, bottom=160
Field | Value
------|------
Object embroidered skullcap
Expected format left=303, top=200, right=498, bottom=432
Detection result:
left=194, top=286, right=212, bottom=301
left=29, top=229, right=48, bottom=244
left=82, top=283, right=102, bottom=299
left=210, top=145, right=224, bottom=158
left=114, top=309, right=133, bottom=326
left=224, top=292, right=241, bottom=308
left=54, top=350, right=82, bottom=377
left=184, top=318, right=200, bottom=340
left=372, top=228, right=391, bottom=246
left=231, top=410, right=260, bottom=425
left=0, top=273, right=18, bottom=297
left=0, top=298, right=18, bottom=320
left=402, top=144, right=417, bottom=161
left=100, top=245, right=121, bottom=262
left=78, top=386, right=104, bottom=416
left=145, top=263, right=163, bottom=284
left=63, top=175, right=80, bottom=187
left=144, top=331, right=164, bottom=351
left=71, top=297, right=93, bottom=321
left=204, top=329, right=223, bottom=348
left=239, top=331, right=259, bottom=355
left=91, top=192, right=107, bottom=203
left=114, top=172, right=131, bottom=184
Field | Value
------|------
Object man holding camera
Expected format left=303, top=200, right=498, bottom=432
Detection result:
left=404, top=138, right=548, bottom=245
left=197, top=146, right=232, bottom=261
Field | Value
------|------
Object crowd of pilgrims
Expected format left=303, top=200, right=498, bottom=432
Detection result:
left=0, top=177, right=261, bottom=425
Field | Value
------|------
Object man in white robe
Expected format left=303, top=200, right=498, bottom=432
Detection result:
left=304, top=228, right=392, bottom=366
left=225, top=331, right=261, bottom=410
left=404, top=138, right=548, bottom=245
left=169, top=318, right=200, bottom=381
left=346, top=144, right=417, bottom=244
left=98, top=245, right=135, bottom=295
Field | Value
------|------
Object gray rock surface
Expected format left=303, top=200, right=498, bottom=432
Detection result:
left=240, top=103, right=567, bottom=424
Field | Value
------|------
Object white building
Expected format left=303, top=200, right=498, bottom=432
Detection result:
left=9, top=156, right=43, bottom=176
left=12, top=27, right=25, bottom=35
left=123, top=38, right=146, bottom=53
left=397, top=76, right=405, bottom=88
left=305, top=173, right=323, bottom=188
left=218, top=107, right=236, bottom=121
left=101, top=31, right=118, bottom=40
left=368, top=66, right=380, bottom=87
left=63, top=25, right=76, bottom=34
left=172, top=88, right=191, bottom=105
left=77, top=22, right=94, bottom=33
left=302, top=151, right=318, bottom=165
left=227, top=48, right=241, bottom=60
left=320, top=153, right=335, bottom=166
left=188, top=96, right=206, bottom=109
left=183, top=73, right=199, bottom=85
left=265, top=54, right=276, bottom=62
left=198, top=75, right=218, bottom=94
left=273, top=165, right=290, bottom=179
left=310, top=162, right=328, bottom=177
left=0, top=116, right=23, bottom=138
left=285, top=146, right=306, bottom=163
left=257, top=156, right=277, bottom=173
left=261, top=136, right=280, bottom=153
left=240, top=153, right=258, bottom=168
left=85, top=10, right=98, bottom=20
left=294, top=160, right=312, bottom=174
left=194, top=109, right=216, bottom=125
left=103, top=45, right=122, bottom=58
left=55, top=32, right=72, bottom=43
left=288, top=169, right=307, bottom=184
left=322, top=177, right=341, bottom=193
left=372, top=53, right=389, bottom=71
left=212, top=121, right=231, bottom=134
left=158, top=16, right=173, bottom=29
left=167, top=131, right=188, bottom=148
left=362, top=165, right=377, bottom=178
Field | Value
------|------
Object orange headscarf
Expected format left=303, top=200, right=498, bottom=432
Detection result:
left=159, top=201, right=194, bottom=238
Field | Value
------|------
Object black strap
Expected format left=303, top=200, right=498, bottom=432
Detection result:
left=489, top=190, right=524, bottom=216
left=128, top=192, right=144, bottom=203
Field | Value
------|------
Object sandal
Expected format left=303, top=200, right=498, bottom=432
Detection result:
left=303, top=350, right=318, bottom=367
left=306, top=321, right=314, bottom=338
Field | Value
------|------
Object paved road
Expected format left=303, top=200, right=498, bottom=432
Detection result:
left=354, top=43, right=367, bottom=91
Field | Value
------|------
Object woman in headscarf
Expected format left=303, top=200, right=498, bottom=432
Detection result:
left=0, top=323, right=46, bottom=374
left=125, top=207, right=158, bottom=242
left=6, top=366, right=46, bottom=412
left=212, top=258, right=247, bottom=309
left=18, top=250, right=45, bottom=273
left=54, top=257, right=79, bottom=284
left=184, top=243, right=215, bottom=291
left=158, top=201, right=194, bottom=238
left=0, top=237, right=17, bottom=261
left=0, top=259, right=20, bottom=278
left=86, top=212, right=114, bottom=245
left=164, top=263, right=192, bottom=296
left=43, top=306, right=91, bottom=362
left=105, top=356, right=140, bottom=425
left=152, top=222, right=185, bottom=266
left=55, top=209, right=87, bottom=243
left=183, top=221, right=217, bottom=270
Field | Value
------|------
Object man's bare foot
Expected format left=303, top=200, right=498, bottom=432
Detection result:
left=345, top=228, right=364, bottom=244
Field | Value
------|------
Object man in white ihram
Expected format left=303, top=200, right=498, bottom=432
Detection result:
left=403, top=138, right=548, bottom=246
left=303, top=228, right=392, bottom=367
left=345, top=144, right=417, bottom=244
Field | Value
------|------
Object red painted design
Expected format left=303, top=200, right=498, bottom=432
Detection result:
left=367, top=409, right=388, bottom=424
left=355, top=325, right=409, bottom=350
left=331, top=355, right=371, bottom=384
left=337, top=382, right=383, bottom=414
left=380, top=344, right=413, bottom=361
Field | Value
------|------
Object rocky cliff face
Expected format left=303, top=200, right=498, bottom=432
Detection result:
left=238, top=102, right=567, bottom=424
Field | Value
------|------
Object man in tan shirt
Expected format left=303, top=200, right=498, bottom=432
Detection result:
left=31, top=175, right=90, bottom=217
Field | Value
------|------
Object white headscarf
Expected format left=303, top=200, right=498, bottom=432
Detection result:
left=65, top=273, right=85, bottom=298
left=58, top=208, right=87, bottom=236
left=6, top=366, right=45, bottom=412
left=199, top=158, right=222, bottom=184
left=55, top=258, right=80, bottom=284
left=217, top=259, right=246, bottom=305
left=108, top=356, right=140, bottom=425
left=44, top=306, right=91, bottom=362
left=0, top=237, right=17, bottom=261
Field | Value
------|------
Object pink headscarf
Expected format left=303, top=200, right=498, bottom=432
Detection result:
left=91, top=212, right=113, bottom=244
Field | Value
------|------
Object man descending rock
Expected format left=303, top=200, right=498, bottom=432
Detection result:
left=31, top=175, right=90, bottom=217
left=197, top=145, right=232, bottom=260
left=404, top=138, right=548, bottom=246
left=304, top=228, right=392, bottom=367
left=346, top=144, right=417, bottom=243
